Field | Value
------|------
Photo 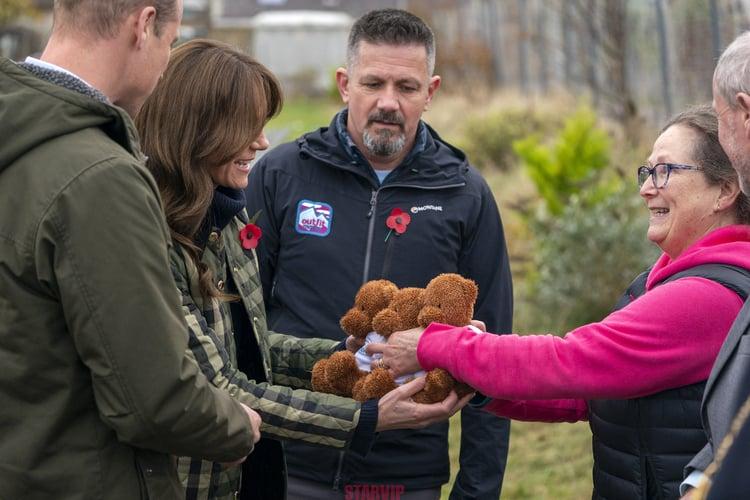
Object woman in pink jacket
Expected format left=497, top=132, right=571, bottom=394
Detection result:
left=370, top=105, right=750, bottom=500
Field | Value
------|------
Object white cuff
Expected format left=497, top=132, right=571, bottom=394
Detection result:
left=680, top=470, right=705, bottom=496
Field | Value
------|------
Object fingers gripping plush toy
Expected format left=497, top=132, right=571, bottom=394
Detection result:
left=311, top=274, right=478, bottom=403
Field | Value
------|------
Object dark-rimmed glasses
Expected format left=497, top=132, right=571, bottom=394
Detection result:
left=637, top=163, right=703, bottom=189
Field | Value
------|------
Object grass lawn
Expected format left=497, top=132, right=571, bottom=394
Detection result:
left=266, top=97, right=341, bottom=143
left=441, top=416, right=594, bottom=499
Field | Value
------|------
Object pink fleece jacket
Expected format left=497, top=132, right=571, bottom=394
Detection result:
left=417, top=225, right=750, bottom=422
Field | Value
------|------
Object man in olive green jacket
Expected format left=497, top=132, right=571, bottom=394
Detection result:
left=0, top=1, right=259, bottom=499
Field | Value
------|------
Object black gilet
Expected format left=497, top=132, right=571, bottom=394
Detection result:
left=589, top=264, right=750, bottom=500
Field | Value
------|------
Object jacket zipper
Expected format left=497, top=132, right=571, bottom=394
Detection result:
left=333, top=451, right=345, bottom=490
left=362, top=189, right=380, bottom=284
left=333, top=189, right=377, bottom=491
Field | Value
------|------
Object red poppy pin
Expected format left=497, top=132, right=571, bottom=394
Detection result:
left=239, top=223, right=262, bottom=250
left=239, top=210, right=263, bottom=250
left=384, top=207, right=411, bottom=242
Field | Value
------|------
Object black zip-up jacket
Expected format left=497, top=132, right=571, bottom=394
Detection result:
left=246, top=113, right=513, bottom=496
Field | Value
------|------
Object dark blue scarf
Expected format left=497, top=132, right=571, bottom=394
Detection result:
left=195, top=186, right=245, bottom=249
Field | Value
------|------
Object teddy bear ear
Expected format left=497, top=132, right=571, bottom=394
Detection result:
left=462, top=278, right=478, bottom=304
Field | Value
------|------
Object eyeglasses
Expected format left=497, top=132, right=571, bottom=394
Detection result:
left=637, top=163, right=703, bottom=189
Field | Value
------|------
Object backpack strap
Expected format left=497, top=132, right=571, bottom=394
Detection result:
left=613, top=269, right=651, bottom=311
left=660, top=264, right=750, bottom=301
left=614, top=264, right=750, bottom=312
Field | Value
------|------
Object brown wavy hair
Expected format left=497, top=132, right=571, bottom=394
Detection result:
left=136, top=39, right=282, bottom=299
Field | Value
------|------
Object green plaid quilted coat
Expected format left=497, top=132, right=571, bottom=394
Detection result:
left=169, top=214, right=363, bottom=500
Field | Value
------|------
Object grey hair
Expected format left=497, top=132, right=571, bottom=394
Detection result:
left=346, top=9, right=436, bottom=76
left=714, top=31, right=750, bottom=109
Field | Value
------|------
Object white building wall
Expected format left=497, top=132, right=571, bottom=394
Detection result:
left=251, top=11, right=352, bottom=94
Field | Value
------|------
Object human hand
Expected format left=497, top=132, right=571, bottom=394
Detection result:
left=679, top=489, right=695, bottom=500
left=366, top=327, right=424, bottom=376
left=375, top=376, right=473, bottom=432
left=222, top=403, right=261, bottom=467
left=469, top=319, right=486, bottom=332
left=241, top=403, right=262, bottom=444
left=345, top=335, right=365, bottom=353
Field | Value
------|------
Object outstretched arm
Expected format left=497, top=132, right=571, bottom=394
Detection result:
left=412, top=278, right=742, bottom=401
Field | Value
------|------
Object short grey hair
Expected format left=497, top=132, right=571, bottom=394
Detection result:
left=346, top=9, right=436, bottom=76
left=714, top=31, right=750, bottom=109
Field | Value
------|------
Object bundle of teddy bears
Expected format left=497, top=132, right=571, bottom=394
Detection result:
left=311, top=273, right=477, bottom=404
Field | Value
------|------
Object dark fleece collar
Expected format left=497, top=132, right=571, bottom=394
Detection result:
left=195, top=186, right=246, bottom=249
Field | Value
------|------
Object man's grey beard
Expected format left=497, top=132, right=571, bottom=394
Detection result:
left=363, top=128, right=406, bottom=157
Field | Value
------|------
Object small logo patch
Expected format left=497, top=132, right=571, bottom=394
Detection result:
left=410, top=204, right=443, bottom=214
left=295, top=199, right=333, bottom=237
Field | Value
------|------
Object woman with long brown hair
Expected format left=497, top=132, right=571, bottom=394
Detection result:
left=135, top=39, right=463, bottom=500
left=135, top=38, right=367, bottom=500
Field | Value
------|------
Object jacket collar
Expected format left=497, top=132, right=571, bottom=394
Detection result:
left=334, top=109, right=428, bottom=169
left=299, top=110, right=468, bottom=189
left=20, top=59, right=109, bottom=104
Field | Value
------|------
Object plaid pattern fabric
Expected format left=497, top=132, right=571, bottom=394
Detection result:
left=169, top=214, right=362, bottom=500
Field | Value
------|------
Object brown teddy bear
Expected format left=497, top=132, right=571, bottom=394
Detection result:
left=311, top=280, right=397, bottom=398
left=351, top=286, right=424, bottom=401
left=311, top=274, right=478, bottom=404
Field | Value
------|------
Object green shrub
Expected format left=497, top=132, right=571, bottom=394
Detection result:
left=517, top=188, right=660, bottom=334
left=510, top=107, right=660, bottom=333
left=458, top=107, right=560, bottom=172
left=513, top=107, right=612, bottom=216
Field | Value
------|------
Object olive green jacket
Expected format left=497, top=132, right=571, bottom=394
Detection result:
left=0, top=58, right=255, bottom=500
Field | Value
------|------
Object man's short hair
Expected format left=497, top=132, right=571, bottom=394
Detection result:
left=347, top=9, right=435, bottom=76
left=54, top=0, right=179, bottom=39
left=715, top=31, right=750, bottom=109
